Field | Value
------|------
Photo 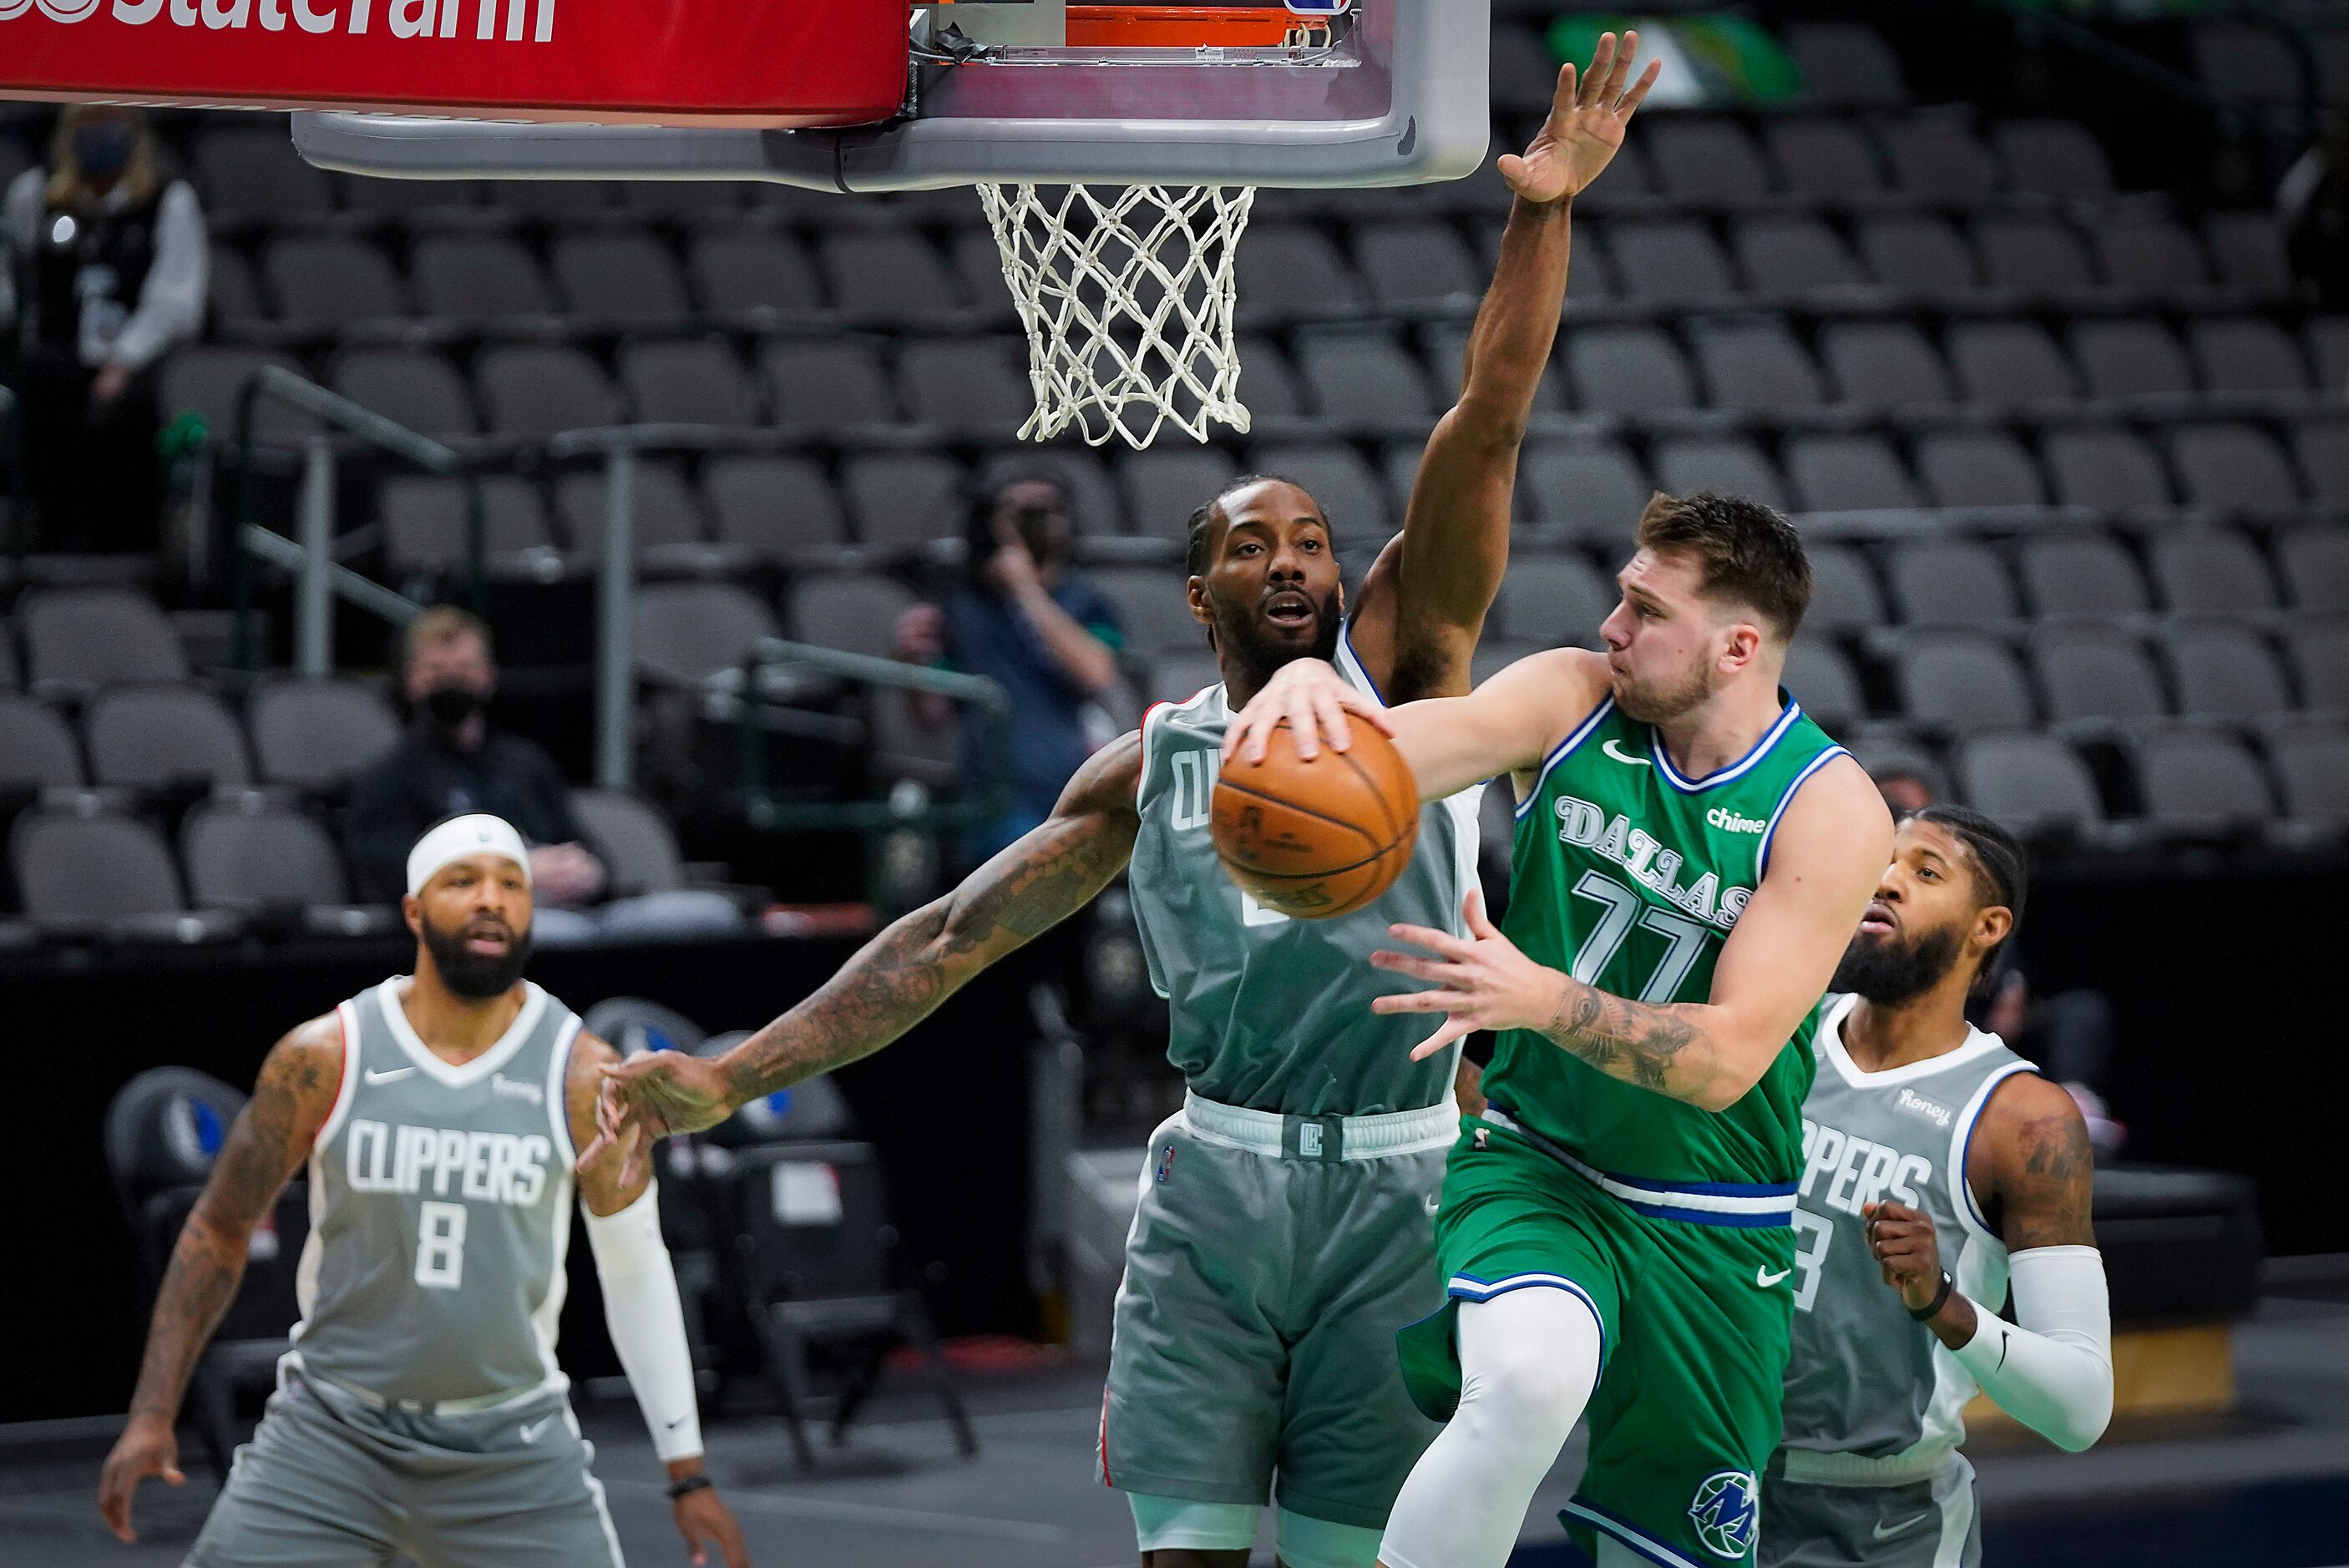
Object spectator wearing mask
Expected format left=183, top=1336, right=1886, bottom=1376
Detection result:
left=348, top=608, right=746, bottom=942
left=2, top=107, right=206, bottom=554
left=894, top=470, right=1124, bottom=858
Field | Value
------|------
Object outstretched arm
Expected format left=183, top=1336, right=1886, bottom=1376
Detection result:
left=1371, top=757, right=1891, bottom=1110
left=586, top=732, right=1144, bottom=1171
left=1347, top=33, right=1658, bottom=703
left=98, top=1016, right=344, bottom=1542
left=1866, top=1075, right=2111, bottom=1452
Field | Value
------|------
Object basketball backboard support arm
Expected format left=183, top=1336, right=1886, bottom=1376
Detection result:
left=292, top=0, right=1487, bottom=190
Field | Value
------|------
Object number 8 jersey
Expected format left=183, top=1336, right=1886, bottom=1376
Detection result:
left=1481, top=695, right=1847, bottom=1186
left=287, top=979, right=585, bottom=1408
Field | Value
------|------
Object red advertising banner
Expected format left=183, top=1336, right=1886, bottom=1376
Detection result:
left=0, top=0, right=910, bottom=127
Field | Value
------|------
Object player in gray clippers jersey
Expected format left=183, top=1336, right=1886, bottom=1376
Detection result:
left=590, top=43, right=1658, bottom=1565
left=99, top=815, right=747, bottom=1568
left=1764, top=807, right=2113, bottom=1568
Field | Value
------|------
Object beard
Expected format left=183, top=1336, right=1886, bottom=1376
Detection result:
left=1212, top=589, right=1344, bottom=695
left=1612, top=658, right=1716, bottom=725
left=420, top=911, right=534, bottom=999
left=1832, top=923, right=1962, bottom=1006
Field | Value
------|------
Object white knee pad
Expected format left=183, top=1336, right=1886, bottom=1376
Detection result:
left=1276, top=1507, right=1383, bottom=1568
left=1380, top=1285, right=1604, bottom=1568
left=1128, top=1492, right=1260, bottom=1553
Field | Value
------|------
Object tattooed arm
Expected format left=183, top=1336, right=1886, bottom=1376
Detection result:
left=1374, top=754, right=1889, bottom=1111
left=98, top=1015, right=343, bottom=1542
left=584, top=732, right=1143, bottom=1170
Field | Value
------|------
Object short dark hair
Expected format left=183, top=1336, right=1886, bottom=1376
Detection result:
left=1634, top=491, right=1811, bottom=641
left=1907, top=802, right=2028, bottom=965
left=1185, top=473, right=1332, bottom=578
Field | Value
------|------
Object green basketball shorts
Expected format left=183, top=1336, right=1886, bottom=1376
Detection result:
left=1101, top=1093, right=1455, bottom=1531
left=1395, top=1110, right=1799, bottom=1568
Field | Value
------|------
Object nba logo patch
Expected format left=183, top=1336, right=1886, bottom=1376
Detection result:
left=1688, top=1469, right=1760, bottom=1559
left=1155, top=1144, right=1177, bottom=1185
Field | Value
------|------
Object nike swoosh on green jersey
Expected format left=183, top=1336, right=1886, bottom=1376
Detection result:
left=1601, top=737, right=1650, bottom=766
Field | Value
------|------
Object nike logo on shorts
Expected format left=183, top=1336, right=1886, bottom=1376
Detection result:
left=1602, top=738, right=1650, bottom=767
left=519, top=1416, right=554, bottom=1444
left=1873, top=1511, right=1931, bottom=1540
left=364, top=1066, right=417, bottom=1085
left=1755, top=1266, right=1793, bottom=1287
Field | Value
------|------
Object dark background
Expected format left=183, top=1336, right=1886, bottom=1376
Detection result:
left=7, top=857, right=2341, bottom=1424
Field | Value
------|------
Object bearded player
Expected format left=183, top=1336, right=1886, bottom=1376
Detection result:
left=1765, top=806, right=2111, bottom=1566
left=583, top=39, right=1657, bottom=1568
left=98, top=815, right=747, bottom=1568
left=1227, top=492, right=1892, bottom=1568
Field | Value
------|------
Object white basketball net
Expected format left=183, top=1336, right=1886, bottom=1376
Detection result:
left=978, top=182, right=1256, bottom=448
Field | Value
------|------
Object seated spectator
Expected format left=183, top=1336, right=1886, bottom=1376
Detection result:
left=1, top=107, right=206, bottom=554
left=895, top=469, right=1124, bottom=858
left=348, top=607, right=740, bottom=943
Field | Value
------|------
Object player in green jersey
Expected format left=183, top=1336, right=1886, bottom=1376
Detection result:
left=585, top=38, right=1658, bottom=1568
left=1227, top=493, right=1892, bottom=1568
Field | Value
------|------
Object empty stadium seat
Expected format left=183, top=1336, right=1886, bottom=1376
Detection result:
left=263, top=237, right=408, bottom=336
left=1974, top=215, right=2100, bottom=301
left=1251, top=443, right=1393, bottom=538
left=1856, top=216, right=1980, bottom=301
left=1880, top=122, right=2000, bottom=205
left=331, top=348, right=478, bottom=438
left=1804, top=544, right=1888, bottom=637
left=1566, top=326, right=1698, bottom=420
left=1785, top=23, right=1908, bottom=107
left=1089, top=565, right=1204, bottom=655
left=633, top=581, right=782, bottom=687
left=2018, top=534, right=2152, bottom=619
left=2203, top=212, right=2295, bottom=298
left=1820, top=321, right=1958, bottom=416
left=473, top=346, right=623, bottom=438
left=787, top=572, right=920, bottom=663
left=569, top=788, right=698, bottom=898
left=1896, top=632, right=2035, bottom=733
left=247, top=678, right=402, bottom=792
left=1887, top=540, right=2022, bottom=630
left=1786, top=434, right=1922, bottom=513
left=2285, top=620, right=2349, bottom=713
left=1763, top=119, right=1887, bottom=203
left=2046, top=428, right=2175, bottom=516
left=1233, top=225, right=1363, bottom=324
left=1520, top=443, right=1651, bottom=546
left=2190, top=317, right=2314, bottom=402
left=13, top=801, right=237, bottom=941
left=1355, top=223, right=1485, bottom=310
left=1646, top=119, right=1774, bottom=207
left=761, top=338, right=903, bottom=441
left=84, top=686, right=252, bottom=792
left=2294, top=422, right=2349, bottom=508
left=410, top=235, right=558, bottom=322
left=689, top=231, right=826, bottom=320
left=2132, top=729, right=2274, bottom=836
left=1294, top=331, right=1438, bottom=435
left=1607, top=220, right=1739, bottom=307
left=1237, top=336, right=1309, bottom=422
left=161, top=346, right=317, bottom=446
left=1992, top=119, right=2115, bottom=201
left=2169, top=423, right=2304, bottom=516
left=380, top=475, right=557, bottom=576
left=2084, top=216, right=2219, bottom=305
left=1955, top=732, right=2107, bottom=840
left=703, top=456, right=853, bottom=565
left=2268, top=722, right=2349, bottom=834
left=1491, top=553, right=1612, bottom=648
left=2279, top=528, right=2349, bottom=615
left=1784, top=640, right=1866, bottom=731
left=840, top=452, right=965, bottom=555
left=550, top=231, right=693, bottom=327
left=2072, top=319, right=2195, bottom=406
left=1653, top=438, right=1790, bottom=513
left=1691, top=320, right=1826, bottom=420
left=897, top=338, right=1032, bottom=438
left=21, top=587, right=188, bottom=699
left=182, top=793, right=382, bottom=925
left=195, top=125, right=337, bottom=229
left=1916, top=431, right=2048, bottom=508
left=1734, top=218, right=1872, bottom=303
left=2034, top=626, right=2169, bottom=730
left=1121, top=449, right=1243, bottom=548
left=1947, top=320, right=2079, bottom=412
left=619, top=340, right=760, bottom=427
left=2151, top=530, right=2279, bottom=618
left=2164, top=625, right=2293, bottom=721
left=0, top=693, right=84, bottom=791
left=554, top=464, right=715, bottom=562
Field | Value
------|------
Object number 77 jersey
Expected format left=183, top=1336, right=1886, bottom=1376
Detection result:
left=1480, top=695, right=1849, bottom=1187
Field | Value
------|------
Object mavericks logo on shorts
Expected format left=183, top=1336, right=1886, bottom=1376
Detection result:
left=1155, top=1144, right=1177, bottom=1185
left=1688, top=1469, right=1760, bottom=1559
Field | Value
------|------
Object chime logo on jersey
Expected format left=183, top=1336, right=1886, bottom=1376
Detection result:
left=1687, top=1469, right=1760, bottom=1559
left=1552, top=794, right=1754, bottom=930
left=343, top=1118, right=553, bottom=1207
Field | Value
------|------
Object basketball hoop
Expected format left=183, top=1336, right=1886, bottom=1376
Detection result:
left=978, top=181, right=1254, bottom=449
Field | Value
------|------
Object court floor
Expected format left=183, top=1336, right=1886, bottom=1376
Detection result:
left=6, top=1280, right=2343, bottom=1568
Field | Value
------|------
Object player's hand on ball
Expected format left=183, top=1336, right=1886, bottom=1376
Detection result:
left=1372, top=889, right=1568, bottom=1059
left=580, top=1051, right=736, bottom=1186
left=97, top=1414, right=184, bottom=1542
left=1501, top=29, right=1662, bottom=205
left=1221, top=657, right=1393, bottom=766
left=1863, top=1200, right=1945, bottom=1309
left=672, top=1479, right=752, bottom=1568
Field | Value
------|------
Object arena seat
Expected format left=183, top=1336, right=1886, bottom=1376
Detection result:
left=1491, top=551, right=1613, bottom=649
left=2018, top=534, right=2153, bottom=620
left=549, top=230, right=694, bottom=329
left=1294, top=330, right=1440, bottom=438
left=632, top=580, right=783, bottom=689
left=895, top=337, right=1034, bottom=440
left=12, top=798, right=242, bottom=943
left=762, top=338, right=907, bottom=443
left=1689, top=319, right=1829, bottom=421
left=2072, top=318, right=2196, bottom=407
left=262, top=235, right=409, bottom=338
left=20, top=586, right=188, bottom=700
left=1783, top=21, right=1909, bottom=108
left=1803, top=544, right=1889, bottom=637
left=1819, top=321, right=1960, bottom=417
left=329, top=347, right=480, bottom=438
left=1250, top=443, right=1393, bottom=537
left=1763, top=119, right=1889, bottom=204
left=2278, top=528, right=2349, bottom=614
left=619, top=339, right=762, bottom=428
left=2044, top=427, right=2177, bottom=517
left=0, top=691, right=85, bottom=792
left=1786, top=433, right=1924, bottom=513
left=1896, top=633, right=2037, bottom=734
left=1645, top=118, right=1776, bottom=208
left=474, top=345, right=625, bottom=439
left=786, top=571, right=920, bottom=664
left=1784, top=640, right=1866, bottom=731
left=2034, top=626, right=2170, bottom=732
left=181, top=791, right=395, bottom=936
left=160, top=346, right=318, bottom=447
left=555, top=463, right=732, bottom=573
left=1956, top=731, right=2110, bottom=842
left=84, top=685, right=252, bottom=792
left=702, top=455, right=854, bottom=567
left=2132, top=728, right=2277, bottom=837
left=687, top=230, right=828, bottom=322
left=195, top=123, right=339, bottom=230
left=1653, top=438, right=1791, bottom=514
left=2268, top=721, right=2349, bottom=841
left=1520, top=442, right=1650, bottom=548
left=1879, top=122, right=2001, bottom=206
left=820, top=230, right=976, bottom=330
left=2164, top=624, right=2296, bottom=721
left=246, top=677, right=402, bottom=794
left=1916, top=430, right=2048, bottom=509
left=379, top=474, right=559, bottom=578
left=1355, top=222, right=1486, bottom=311
left=2150, top=530, right=2281, bottom=618
left=1992, top=119, right=2117, bottom=201
left=1566, top=326, right=1702, bottom=422
left=839, top=452, right=968, bottom=557
left=409, top=233, right=559, bottom=325
left=1120, top=448, right=1243, bottom=549
left=1087, top=565, right=1205, bottom=657
left=1887, top=540, right=2024, bottom=632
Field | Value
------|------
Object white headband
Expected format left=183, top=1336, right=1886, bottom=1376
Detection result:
left=406, top=814, right=533, bottom=897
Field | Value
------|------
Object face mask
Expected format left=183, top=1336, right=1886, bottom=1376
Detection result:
left=422, top=684, right=485, bottom=731
left=73, top=124, right=136, bottom=184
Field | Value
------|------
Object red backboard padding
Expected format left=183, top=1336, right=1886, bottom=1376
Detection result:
left=0, top=0, right=910, bottom=128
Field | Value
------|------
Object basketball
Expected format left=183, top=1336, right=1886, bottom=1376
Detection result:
left=1212, top=721, right=1419, bottom=920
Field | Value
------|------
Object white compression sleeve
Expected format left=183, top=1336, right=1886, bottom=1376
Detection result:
left=1950, top=1244, right=2113, bottom=1453
left=583, top=1182, right=703, bottom=1463
left=1380, top=1287, right=1602, bottom=1568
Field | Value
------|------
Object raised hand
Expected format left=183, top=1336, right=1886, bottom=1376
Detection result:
left=1220, top=657, right=1394, bottom=766
left=1499, top=29, right=1661, bottom=205
left=577, top=1051, right=737, bottom=1189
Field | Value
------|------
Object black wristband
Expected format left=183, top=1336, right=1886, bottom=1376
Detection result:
left=665, top=1473, right=713, bottom=1500
left=1907, top=1270, right=1955, bottom=1322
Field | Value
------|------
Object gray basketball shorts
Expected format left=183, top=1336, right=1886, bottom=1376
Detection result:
left=185, top=1368, right=624, bottom=1568
left=1099, top=1100, right=1452, bottom=1532
left=1759, top=1452, right=1981, bottom=1568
